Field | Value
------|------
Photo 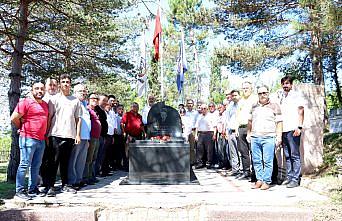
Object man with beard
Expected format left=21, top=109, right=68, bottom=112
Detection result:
left=280, top=76, right=305, bottom=188
left=11, top=82, right=49, bottom=200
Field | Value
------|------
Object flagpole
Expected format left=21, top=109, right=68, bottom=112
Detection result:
left=159, top=4, right=164, bottom=101
left=160, top=36, right=164, bottom=101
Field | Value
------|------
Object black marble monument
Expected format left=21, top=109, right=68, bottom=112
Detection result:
left=128, top=102, right=190, bottom=184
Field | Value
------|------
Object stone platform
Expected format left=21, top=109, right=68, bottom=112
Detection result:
left=2, top=168, right=328, bottom=221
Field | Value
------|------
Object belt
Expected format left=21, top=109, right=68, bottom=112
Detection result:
left=239, top=124, right=247, bottom=128
left=198, top=131, right=214, bottom=134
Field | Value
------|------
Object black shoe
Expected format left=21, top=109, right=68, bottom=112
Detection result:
left=46, top=188, right=56, bottom=197
left=71, top=184, right=81, bottom=191
left=79, top=181, right=88, bottom=188
left=282, top=179, right=291, bottom=185
left=229, top=171, right=240, bottom=176
left=237, top=172, right=251, bottom=180
left=28, top=188, right=44, bottom=197
left=206, top=164, right=215, bottom=169
left=15, top=190, right=32, bottom=200
left=286, top=181, right=299, bottom=188
left=195, top=164, right=205, bottom=169
left=62, top=185, right=77, bottom=194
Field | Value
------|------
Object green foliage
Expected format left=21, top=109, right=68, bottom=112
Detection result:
left=0, top=0, right=137, bottom=84
left=86, top=74, right=134, bottom=109
left=321, top=133, right=342, bottom=175
left=168, top=0, right=214, bottom=27
left=326, top=92, right=342, bottom=109
left=213, top=44, right=291, bottom=71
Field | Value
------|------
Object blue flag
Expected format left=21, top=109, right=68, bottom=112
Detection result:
left=177, top=31, right=187, bottom=93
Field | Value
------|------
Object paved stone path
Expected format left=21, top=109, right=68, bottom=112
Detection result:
left=3, top=168, right=328, bottom=221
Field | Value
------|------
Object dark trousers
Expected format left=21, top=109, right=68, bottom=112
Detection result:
left=113, top=134, right=126, bottom=169
left=94, top=136, right=105, bottom=176
left=237, top=127, right=251, bottom=173
left=101, top=135, right=114, bottom=175
left=41, top=136, right=74, bottom=187
left=196, top=132, right=214, bottom=165
left=282, top=131, right=301, bottom=183
left=217, top=133, right=229, bottom=168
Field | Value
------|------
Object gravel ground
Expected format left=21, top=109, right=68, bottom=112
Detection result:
left=300, top=175, right=342, bottom=221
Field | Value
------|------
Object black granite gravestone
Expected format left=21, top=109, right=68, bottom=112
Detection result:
left=128, top=102, right=190, bottom=184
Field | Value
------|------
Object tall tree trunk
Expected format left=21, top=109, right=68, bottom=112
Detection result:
left=7, top=0, right=30, bottom=182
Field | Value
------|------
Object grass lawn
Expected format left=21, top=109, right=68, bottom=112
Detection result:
left=0, top=163, right=15, bottom=201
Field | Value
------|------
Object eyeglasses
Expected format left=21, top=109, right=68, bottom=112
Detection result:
left=258, top=92, right=268, bottom=95
left=61, top=80, right=70, bottom=83
left=209, top=105, right=214, bottom=107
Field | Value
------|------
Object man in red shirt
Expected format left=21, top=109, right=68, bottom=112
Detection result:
left=11, top=82, right=49, bottom=200
left=121, top=102, right=145, bottom=140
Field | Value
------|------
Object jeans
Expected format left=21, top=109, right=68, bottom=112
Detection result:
left=216, top=133, right=228, bottom=168
left=68, top=139, right=89, bottom=184
left=227, top=133, right=240, bottom=173
left=84, top=138, right=99, bottom=181
left=282, top=131, right=301, bottom=183
left=16, top=137, right=45, bottom=192
left=251, top=136, right=275, bottom=184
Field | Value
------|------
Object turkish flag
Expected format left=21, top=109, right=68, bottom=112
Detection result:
left=153, top=8, right=162, bottom=61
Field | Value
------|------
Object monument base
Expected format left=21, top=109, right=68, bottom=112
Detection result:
left=128, top=141, right=191, bottom=184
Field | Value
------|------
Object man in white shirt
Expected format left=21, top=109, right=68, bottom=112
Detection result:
left=141, top=94, right=156, bottom=126
left=195, top=103, right=217, bottom=169
left=185, top=99, right=198, bottom=165
left=237, top=81, right=258, bottom=180
left=280, top=76, right=305, bottom=188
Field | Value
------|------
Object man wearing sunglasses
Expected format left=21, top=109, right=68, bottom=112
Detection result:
left=247, top=85, right=283, bottom=190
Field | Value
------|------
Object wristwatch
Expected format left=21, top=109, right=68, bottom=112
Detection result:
left=298, top=126, right=303, bottom=130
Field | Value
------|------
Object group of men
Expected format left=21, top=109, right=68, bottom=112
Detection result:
left=179, top=76, right=304, bottom=190
left=11, top=75, right=145, bottom=200
left=11, top=74, right=304, bottom=201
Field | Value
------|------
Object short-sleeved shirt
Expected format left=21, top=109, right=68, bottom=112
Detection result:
left=80, top=101, right=91, bottom=140
left=88, top=108, right=101, bottom=139
left=121, top=111, right=144, bottom=137
left=280, top=90, right=305, bottom=132
left=249, top=101, right=282, bottom=137
left=14, top=97, right=49, bottom=140
left=238, top=94, right=258, bottom=126
left=48, top=93, right=82, bottom=139
left=185, top=110, right=199, bottom=129
left=196, top=113, right=217, bottom=132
